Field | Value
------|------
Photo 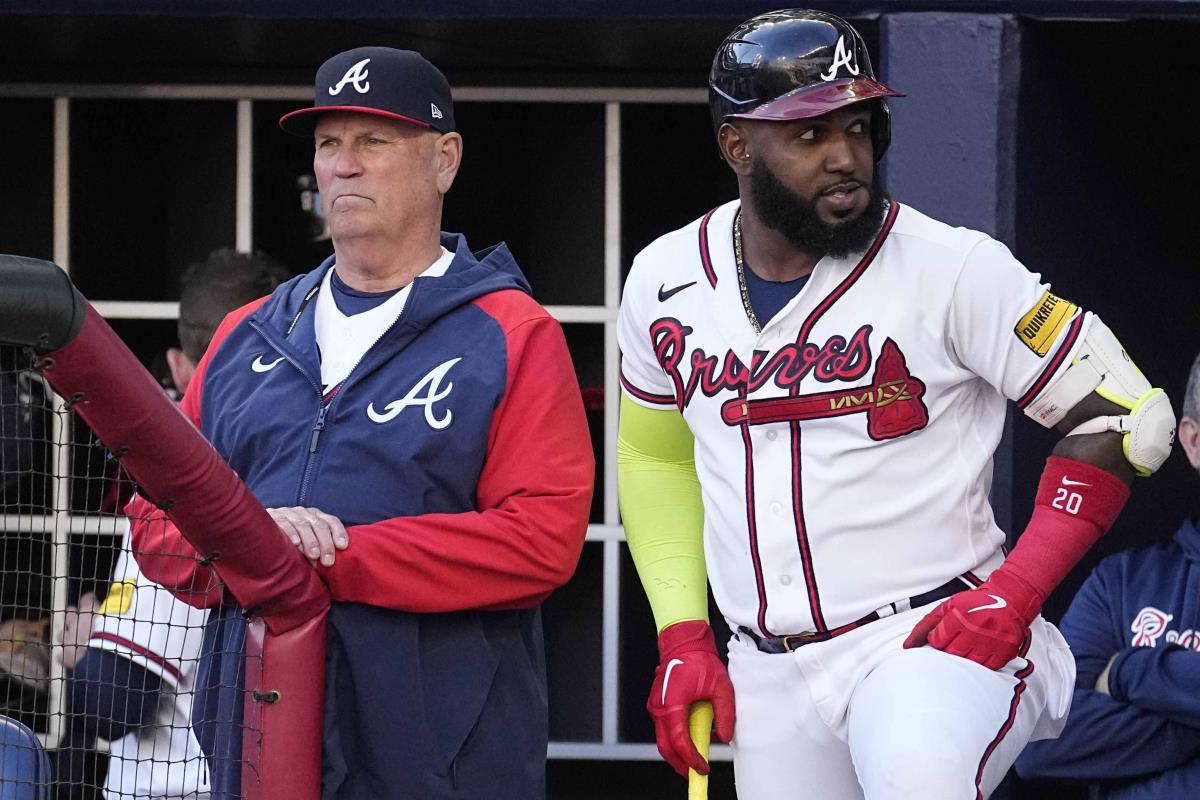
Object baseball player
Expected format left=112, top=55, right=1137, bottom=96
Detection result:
left=53, top=250, right=287, bottom=800
left=616, top=10, right=1176, bottom=799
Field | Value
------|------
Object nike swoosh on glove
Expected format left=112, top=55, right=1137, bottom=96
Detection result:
left=648, top=620, right=736, bottom=778
left=903, top=569, right=1041, bottom=671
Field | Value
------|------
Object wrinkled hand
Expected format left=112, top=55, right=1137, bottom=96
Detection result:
left=56, top=592, right=98, bottom=670
left=267, top=507, right=349, bottom=567
left=903, top=571, right=1041, bottom=671
left=648, top=620, right=735, bottom=778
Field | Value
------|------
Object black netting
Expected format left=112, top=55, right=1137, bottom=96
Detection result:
left=1, top=343, right=258, bottom=799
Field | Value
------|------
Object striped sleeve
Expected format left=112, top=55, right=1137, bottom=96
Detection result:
left=89, top=526, right=208, bottom=687
left=617, top=253, right=680, bottom=409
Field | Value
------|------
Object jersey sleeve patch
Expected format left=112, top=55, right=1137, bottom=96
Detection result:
left=98, top=579, right=136, bottom=616
left=1014, top=291, right=1079, bottom=356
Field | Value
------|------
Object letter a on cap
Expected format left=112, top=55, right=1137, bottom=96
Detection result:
left=330, top=58, right=371, bottom=96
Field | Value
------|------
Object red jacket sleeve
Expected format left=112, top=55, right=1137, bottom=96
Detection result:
left=125, top=299, right=268, bottom=610
left=323, top=304, right=595, bottom=612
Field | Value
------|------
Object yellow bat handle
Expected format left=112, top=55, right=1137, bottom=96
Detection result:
left=687, top=700, right=714, bottom=799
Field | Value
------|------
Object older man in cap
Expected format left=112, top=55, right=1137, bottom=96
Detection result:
left=126, top=47, right=594, bottom=799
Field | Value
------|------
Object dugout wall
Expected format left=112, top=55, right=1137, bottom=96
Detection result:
left=2, top=3, right=1199, bottom=799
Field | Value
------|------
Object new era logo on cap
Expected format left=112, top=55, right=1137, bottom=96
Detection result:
left=279, top=46, right=455, bottom=135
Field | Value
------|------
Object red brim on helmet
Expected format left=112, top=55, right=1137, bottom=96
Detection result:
left=727, top=78, right=905, bottom=123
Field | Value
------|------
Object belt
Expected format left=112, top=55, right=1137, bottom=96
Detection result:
left=738, top=575, right=974, bottom=654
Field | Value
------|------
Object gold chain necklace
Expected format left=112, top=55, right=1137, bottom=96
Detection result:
left=732, top=209, right=763, bottom=334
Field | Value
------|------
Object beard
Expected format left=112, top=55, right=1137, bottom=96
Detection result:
left=748, top=160, right=889, bottom=259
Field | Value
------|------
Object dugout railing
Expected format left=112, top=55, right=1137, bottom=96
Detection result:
left=0, top=255, right=325, bottom=800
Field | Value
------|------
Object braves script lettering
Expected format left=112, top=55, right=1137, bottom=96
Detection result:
left=650, top=318, right=873, bottom=409
left=1130, top=605, right=1200, bottom=650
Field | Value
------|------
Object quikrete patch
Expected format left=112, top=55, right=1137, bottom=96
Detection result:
left=98, top=579, right=137, bottom=616
left=1015, top=291, right=1078, bottom=356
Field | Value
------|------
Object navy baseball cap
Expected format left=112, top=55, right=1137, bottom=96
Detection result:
left=279, top=47, right=455, bottom=136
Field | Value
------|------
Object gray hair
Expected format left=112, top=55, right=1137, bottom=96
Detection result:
left=1184, top=353, right=1200, bottom=423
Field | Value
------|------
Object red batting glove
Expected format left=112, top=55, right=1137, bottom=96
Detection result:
left=648, top=620, right=736, bottom=778
left=906, top=457, right=1131, bottom=671
left=903, top=568, right=1042, bottom=670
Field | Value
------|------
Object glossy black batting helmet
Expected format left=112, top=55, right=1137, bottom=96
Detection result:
left=709, top=9, right=904, bottom=160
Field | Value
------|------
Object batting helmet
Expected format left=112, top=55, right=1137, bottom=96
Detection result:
left=709, top=9, right=904, bottom=160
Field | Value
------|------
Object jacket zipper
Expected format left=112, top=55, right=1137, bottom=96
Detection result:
left=308, top=403, right=329, bottom=453
left=298, top=395, right=332, bottom=504
left=265, top=278, right=423, bottom=505
left=247, top=317, right=327, bottom=505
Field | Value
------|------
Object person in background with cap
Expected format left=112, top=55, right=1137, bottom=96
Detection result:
left=616, top=9, right=1172, bottom=798
left=123, top=47, right=594, bottom=799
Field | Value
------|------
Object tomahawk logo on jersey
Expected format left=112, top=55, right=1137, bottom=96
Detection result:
left=618, top=200, right=1091, bottom=639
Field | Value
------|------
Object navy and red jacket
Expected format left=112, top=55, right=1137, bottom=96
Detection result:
left=128, top=233, right=594, bottom=799
left=1016, top=520, right=1200, bottom=799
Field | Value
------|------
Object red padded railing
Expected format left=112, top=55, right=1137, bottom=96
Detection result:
left=2, top=256, right=327, bottom=800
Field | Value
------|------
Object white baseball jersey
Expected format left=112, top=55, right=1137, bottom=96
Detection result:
left=89, top=523, right=210, bottom=799
left=618, top=199, right=1092, bottom=638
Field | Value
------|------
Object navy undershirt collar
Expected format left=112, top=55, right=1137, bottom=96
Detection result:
left=742, top=266, right=810, bottom=329
left=330, top=269, right=402, bottom=316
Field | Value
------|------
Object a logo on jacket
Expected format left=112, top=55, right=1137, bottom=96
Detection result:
left=251, top=355, right=286, bottom=373
left=1131, top=605, right=1200, bottom=649
left=367, top=357, right=462, bottom=430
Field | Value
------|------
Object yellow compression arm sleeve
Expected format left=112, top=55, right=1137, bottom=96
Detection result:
left=617, top=394, right=708, bottom=632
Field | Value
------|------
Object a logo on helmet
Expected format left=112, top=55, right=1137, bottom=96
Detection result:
left=820, top=36, right=860, bottom=81
left=329, top=58, right=371, bottom=96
